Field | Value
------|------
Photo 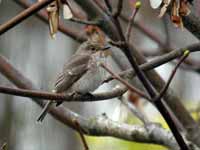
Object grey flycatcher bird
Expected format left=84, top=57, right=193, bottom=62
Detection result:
left=37, top=40, right=110, bottom=122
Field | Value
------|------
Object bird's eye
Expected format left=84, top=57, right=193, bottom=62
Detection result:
left=91, top=46, right=96, bottom=51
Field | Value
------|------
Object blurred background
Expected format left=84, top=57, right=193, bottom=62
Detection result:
left=0, top=0, right=200, bottom=150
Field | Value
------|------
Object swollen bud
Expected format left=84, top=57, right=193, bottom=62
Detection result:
left=135, top=1, right=142, bottom=9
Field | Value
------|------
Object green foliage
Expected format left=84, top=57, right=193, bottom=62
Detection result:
left=86, top=136, right=166, bottom=150
left=83, top=114, right=167, bottom=150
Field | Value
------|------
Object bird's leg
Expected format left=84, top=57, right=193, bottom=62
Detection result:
left=81, top=92, right=95, bottom=101
left=69, top=91, right=95, bottom=101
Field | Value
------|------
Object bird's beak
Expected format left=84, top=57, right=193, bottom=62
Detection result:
left=101, top=46, right=110, bottom=51
left=100, top=46, right=111, bottom=57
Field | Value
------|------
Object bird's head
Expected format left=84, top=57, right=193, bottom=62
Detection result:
left=77, top=41, right=110, bottom=56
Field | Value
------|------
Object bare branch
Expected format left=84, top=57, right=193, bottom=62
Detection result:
left=0, top=0, right=54, bottom=35
left=0, top=54, right=189, bottom=149
left=113, top=0, right=123, bottom=18
left=73, top=120, right=89, bottom=150
left=70, top=18, right=99, bottom=25
left=119, top=96, right=150, bottom=124
left=73, top=1, right=190, bottom=148
left=125, top=2, right=141, bottom=42
left=104, top=43, right=200, bottom=83
left=0, top=0, right=199, bottom=148
left=0, top=84, right=126, bottom=102
left=73, top=1, right=200, bottom=144
left=182, top=11, right=200, bottom=40
left=13, top=0, right=86, bottom=42
left=104, top=0, right=112, bottom=12
left=153, top=50, right=190, bottom=102
left=100, top=63, right=150, bottom=100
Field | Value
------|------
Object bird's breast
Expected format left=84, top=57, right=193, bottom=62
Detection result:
left=70, top=57, right=106, bottom=94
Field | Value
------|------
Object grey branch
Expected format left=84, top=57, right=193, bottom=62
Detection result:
left=0, top=52, right=199, bottom=149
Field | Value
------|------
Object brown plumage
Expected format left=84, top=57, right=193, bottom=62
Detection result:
left=37, top=41, right=109, bottom=121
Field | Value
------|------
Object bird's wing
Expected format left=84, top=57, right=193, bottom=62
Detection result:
left=54, top=54, right=91, bottom=92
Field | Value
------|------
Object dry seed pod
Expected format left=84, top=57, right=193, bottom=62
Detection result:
left=47, top=1, right=59, bottom=38
left=149, top=0, right=163, bottom=9
left=171, top=0, right=183, bottom=28
left=158, top=0, right=172, bottom=18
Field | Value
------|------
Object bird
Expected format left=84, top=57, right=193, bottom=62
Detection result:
left=37, top=40, right=110, bottom=122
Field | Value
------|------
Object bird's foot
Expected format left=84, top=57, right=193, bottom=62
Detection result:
left=82, top=92, right=95, bottom=101
left=70, top=92, right=95, bottom=101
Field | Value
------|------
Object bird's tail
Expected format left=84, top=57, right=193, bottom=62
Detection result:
left=37, top=90, right=57, bottom=122
left=37, top=101, right=53, bottom=122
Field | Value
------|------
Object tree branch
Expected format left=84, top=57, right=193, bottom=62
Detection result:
left=182, top=11, right=200, bottom=40
left=0, top=84, right=126, bottom=102
left=113, top=0, right=123, bottom=18
left=100, top=63, right=150, bottom=100
left=69, top=18, right=99, bottom=25
left=13, top=0, right=86, bottom=42
left=0, top=0, right=55, bottom=35
left=153, top=50, right=190, bottom=102
left=73, top=0, right=200, bottom=147
left=2, top=0, right=200, bottom=148
left=108, top=2, right=188, bottom=147
left=0, top=52, right=190, bottom=150
left=103, top=0, right=112, bottom=12
left=119, top=96, right=150, bottom=124
left=125, top=2, right=141, bottom=43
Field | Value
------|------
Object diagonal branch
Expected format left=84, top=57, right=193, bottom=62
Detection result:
left=125, top=2, right=141, bottom=43
left=119, top=95, right=150, bottom=124
left=13, top=0, right=86, bottom=42
left=69, top=18, right=99, bottom=25
left=0, top=44, right=197, bottom=104
left=103, top=0, right=112, bottom=12
left=0, top=84, right=126, bottom=102
left=113, top=0, right=123, bottom=18
left=109, top=13, right=189, bottom=148
left=100, top=63, right=150, bottom=100
left=0, top=0, right=54, bottom=35
left=154, top=50, right=190, bottom=102
left=2, top=0, right=200, bottom=147
left=73, top=0, right=200, bottom=146
left=73, top=120, right=89, bottom=150
left=105, top=43, right=200, bottom=83
left=0, top=50, right=188, bottom=150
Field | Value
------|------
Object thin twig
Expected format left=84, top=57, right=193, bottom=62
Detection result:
left=119, top=44, right=189, bottom=150
left=110, top=1, right=189, bottom=147
left=119, top=96, right=149, bottom=124
left=163, top=16, right=170, bottom=49
left=113, top=0, right=123, bottom=18
left=104, top=43, right=200, bottom=83
left=73, top=120, right=89, bottom=150
left=100, top=63, right=150, bottom=100
left=104, top=0, right=112, bottom=12
left=153, top=50, right=190, bottom=102
left=13, top=0, right=86, bottom=42
left=0, top=0, right=54, bottom=35
left=0, top=49, right=194, bottom=149
left=125, top=2, right=141, bottom=43
left=70, top=18, right=99, bottom=25
left=0, top=85, right=126, bottom=102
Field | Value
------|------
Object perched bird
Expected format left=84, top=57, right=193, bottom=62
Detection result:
left=37, top=40, right=110, bottom=121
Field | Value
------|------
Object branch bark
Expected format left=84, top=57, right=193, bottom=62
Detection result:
left=0, top=0, right=55, bottom=35
left=1, top=0, right=200, bottom=148
left=0, top=49, right=189, bottom=150
left=73, top=0, right=200, bottom=146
